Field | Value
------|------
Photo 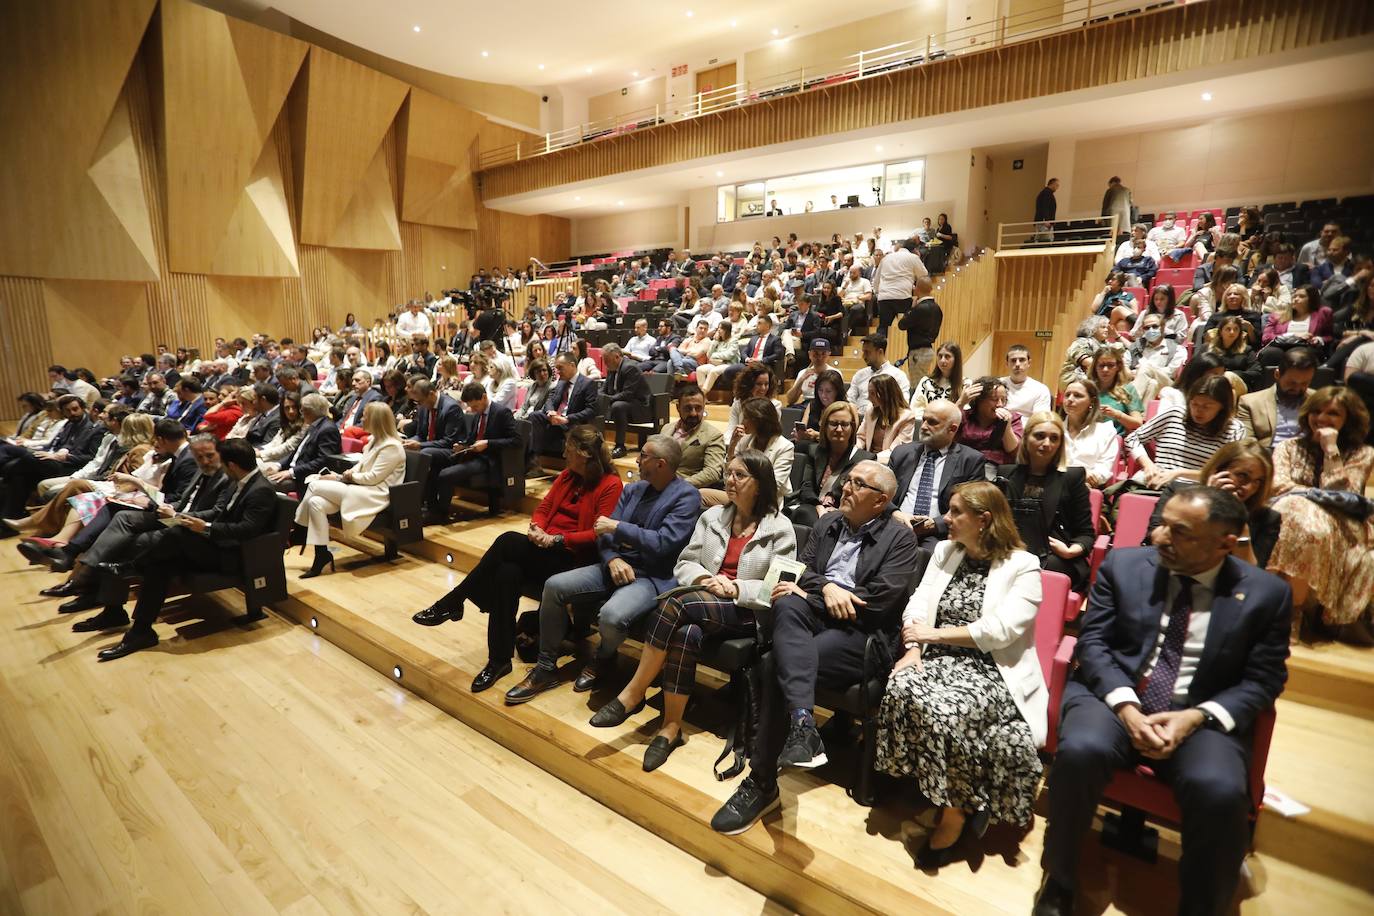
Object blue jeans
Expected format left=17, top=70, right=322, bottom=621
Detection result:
left=669, top=350, right=699, bottom=373
left=536, top=562, right=661, bottom=664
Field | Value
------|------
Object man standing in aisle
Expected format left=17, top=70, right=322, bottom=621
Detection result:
left=898, top=277, right=942, bottom=389
left=871, top=238, right=929, bottom=337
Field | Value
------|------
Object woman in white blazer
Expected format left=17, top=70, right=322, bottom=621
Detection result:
left=589, top=449, right=796, bottom=772
left=874, top=480, right=1046, bottom=870
left=293, top=402, right=407, bottom=579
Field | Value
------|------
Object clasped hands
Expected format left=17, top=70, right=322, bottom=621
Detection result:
left=1116, top=703, right=1205, bottom=760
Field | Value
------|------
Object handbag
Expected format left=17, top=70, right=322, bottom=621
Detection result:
left=1291, top=487, right=1374, bottom=520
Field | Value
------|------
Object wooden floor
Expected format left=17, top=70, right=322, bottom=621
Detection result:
left=5, top=505, right=1373, bottom=914
left=0, top=550, right=771, bottom=915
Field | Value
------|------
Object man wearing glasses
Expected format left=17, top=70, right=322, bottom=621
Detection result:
left=888, top=401, right=990, bottom=551
left=711, top=459, right=922, bottom=835
left=505, top=435, right=701, bottom=704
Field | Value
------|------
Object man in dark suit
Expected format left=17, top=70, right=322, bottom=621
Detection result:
left=781, top=295, right=822, bottom=353
left=246, top=384, right=282, bottom=447
left=92, top=438, right=283, bottom=660
left=887, top=401, right=989, bottom=551
left=405, top=378, right=463, bottom=513
left=430, top=382, right=518, bottom=519
left=644, top=319, right=683, bottom=374
left=711, top=459, right=921, bottom=835
left=1034, top=487, right=1291, bottom=916
left=530, top=352, right=599, bottom=459
left=60, top=433, right=230, bottom=620
left=721, top=314, right=784, bottom=391
left=334, top=371, right=383, bottom=431
left=897, top=276, right=943, bottom=388
left=598, top=343, right=652, bottom=459
left=1, top=395, right=105, bottom=518
left=265, top=394, right=340, bottom=492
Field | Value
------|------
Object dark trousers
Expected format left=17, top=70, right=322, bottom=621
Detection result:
left=600, top=396, right=650, bottom=450
left=437, top=530, right=580, bottom=664
left=420, top=447, right=456, bottom=509
left=128, top=528, right=241, bottom=630
left=876, top=298, right=908, bottom=336
left=2, top=454, right=75, bottom=516
left=435, top=455, right=497, bottom=510
left=1043, top=553, right=1090, bottom=594
left=1043, top=680, right=1252, bottom=916
left=528, top=414, right=567, bottom=458
left=748, top=593, right=870, bottom=779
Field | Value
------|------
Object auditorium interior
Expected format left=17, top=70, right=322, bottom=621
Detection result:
left=3, top=0, right=1374, bottom=913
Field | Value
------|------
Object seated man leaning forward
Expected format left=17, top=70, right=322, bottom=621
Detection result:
left=504, top=434, right=703, bottom=705
left=710, top=459, right=922, bottom=835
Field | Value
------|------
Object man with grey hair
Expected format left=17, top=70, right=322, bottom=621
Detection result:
left=888, top=401, right=989, bottom=552
left=711, top=458, right=921, bottom=835
left=395, top=299, right=432, bottom=338
left=265, top=392, right=340, bottom=491
left=505, top=433, right=701, bottom=704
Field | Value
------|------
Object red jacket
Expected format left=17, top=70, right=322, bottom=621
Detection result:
left=532, top=469, right=623, bottom=558
left=197, top=402, right=244, bottom=440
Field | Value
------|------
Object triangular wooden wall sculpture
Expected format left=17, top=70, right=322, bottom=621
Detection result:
left=0, top=0, right=158, bottom=280
left=158, top=0, right=307, bottom=274
left=399, top=88, right=481, bottom=230
left=325, top=139, right=403, bottom=251
left=210, top=128, right=301, bottom=276
left=293, top=47, right=408, bottom=246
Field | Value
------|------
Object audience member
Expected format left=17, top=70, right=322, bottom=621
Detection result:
left=912, top=342, right=963, bottom=411
left=695, top=322, right=742, bottom=394
left=793, top=368, right=846, bottom=443
left=877, top=481, right=1045, bottom=868
left=710, top=460, right=919, bottom=835
left=590, top=450, right=795, bottom=771
left=1267, top=387, right=1374, bottom=644
left=847, top=335, right=910, bottom=417
left=263, top=393, right=340, bottom=493
left=1200, top=314, right=1263, bottom=392
left=598, top=344, right=652, bottom=459
left=1002, top=345, right=1052, bottom=419
left=1035, top=487, right=1290, bottom=916
left=783, top=339, right=840, bottom=408
left=872, top=238, right=930, bottom=335
left=1059, top=379, right=1120, bottom=487
left=412, top=426, right=624, bottom=691
left=1, top=396, right=104, bottom=518
left=292, top=403, right=406, bottom=579
left=708, top=398, right=794, bottom=509
left=1236, top=347, right=1316, bottom=448
left=1127, top=313, right=1187, bottom=399
left=1259, top=284, right=1333, bottom=365
left=889, top=401, right=989, bottom=552
left=856, top=374, right=916, bottom=463
left=791, top=401, right=871, bottom=527
left=957, top=377, right=1023, bottom=464
left=1127, top=376, right=1245, bottom=488
left=505, top=435, right=700, bottom=704
left=427, top=382, right=518, bottom=520
left=996, top=413, right=1096, bottom=591
left=661, top=385, right=726, bottom=490
left=1132, top=284, right=1189, bottom=341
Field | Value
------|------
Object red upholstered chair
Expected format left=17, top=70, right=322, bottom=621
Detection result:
left=1087, top=492, right=1159, bottom=593
left=341, top=436, right=365, bottom=454
left=1144, top=399, right=1161, bottom=422
left=1065, top=489, right=1106, bottom=620
left=1046, top=631, right=1277, bottom=858
left=1124, top=286, right=1148, bottom=307
left=1036, top=571, right=1072, bottom=754
left=588, top=347, right=605, bottom=375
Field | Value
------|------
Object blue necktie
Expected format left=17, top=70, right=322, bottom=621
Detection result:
left=913, top=451, right=939, bottom=517
left=1139, top=577, right=1194, bottom=714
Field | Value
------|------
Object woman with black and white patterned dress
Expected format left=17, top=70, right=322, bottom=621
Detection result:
left=875, top=480, right=1047, bottom=869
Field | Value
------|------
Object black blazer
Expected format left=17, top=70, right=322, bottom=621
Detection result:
left=335, top=388, right=383, bottom=427
left=246, top=407, right=281, bottom=447
left=784, top=308, right=821, bottom=338
left=410, top=395, right=464, bottom=450
left=996, top=464, right=1096, bottom=559
left=175, top=470, right=230, bottom=513
left=797, top=509, right=922, bottom=633
left=899, top=297, right=944, bottom=350
left=460, top=402, right=518, bottom=454
left=603, top=361, right=651, bottom=407
left=1075, top=548, right=1291, bottom=734
left=50, top=417, right=103, bottom=465
left=889, top=441, right=989, bottom=538
left=794, top=444, right=873, bottom=511
left=159, top=446, right=202, bottom=504
left=548, top=375, right=600, bottom=424
left=737, top=333, right=783, bottom=366
left=193, top=472, right=281, bottom=554
left=282, top=417, right=341, bottom=483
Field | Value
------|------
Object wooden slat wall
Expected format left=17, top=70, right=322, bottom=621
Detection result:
left=479, top=0, right=1374, bottom=197
left=1044, top=246, right=1118, bottom=395
left=884, top=255, right=998, bottom=365
left=0, top=278, right=55, bottom=406
left=993, top=252, right=1103, bottom=374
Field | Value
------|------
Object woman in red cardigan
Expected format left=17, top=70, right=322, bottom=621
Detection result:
left=411, top=424, right=623, bottom=693
left=195, top=383, right=244, bottom=440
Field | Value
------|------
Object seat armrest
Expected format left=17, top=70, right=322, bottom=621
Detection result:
left=1046, top=635, right=1077, bottom=755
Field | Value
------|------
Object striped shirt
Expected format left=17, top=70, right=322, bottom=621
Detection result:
left=1126, top=407, right=1244, bottom=473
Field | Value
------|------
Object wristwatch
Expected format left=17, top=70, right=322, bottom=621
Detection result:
left=1195, top=706, right=1220, bottom=729
left=552, top=534, right=566, bottom=550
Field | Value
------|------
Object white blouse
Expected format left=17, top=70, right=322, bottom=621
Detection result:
left=1065, top=419, right=1120, bottom=483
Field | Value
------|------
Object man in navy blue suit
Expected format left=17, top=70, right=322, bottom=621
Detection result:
left=530, top=352, right=599, bottom=460
left=1035, top=487, right=1291, bottom=916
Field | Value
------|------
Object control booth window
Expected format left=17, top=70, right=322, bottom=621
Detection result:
left=716, top=157, right=925, bottom=221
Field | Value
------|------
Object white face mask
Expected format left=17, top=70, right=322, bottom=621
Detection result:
left=1144, top=328, right=1163, bottom=343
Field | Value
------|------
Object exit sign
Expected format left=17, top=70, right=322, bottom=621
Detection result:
left=1034, top=330, right=1054, bottom=339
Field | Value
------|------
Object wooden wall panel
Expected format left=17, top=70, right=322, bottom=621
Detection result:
left=43, top=281, right=153, bottom=371
left=0, top=0, right=157, bottom=279
left=0, top=278, right=56, bottom=408
left=323, top=249, right=396, bottom=330
left=399, top=89, right=481, bottom=230
left=206, top=277, right=290, bottom=341
left=146, top=273, right=210, bottom=354
left=158, top=0, right=305, bottom=273
left=478, top=0, right=1374, bottom=198
left=416, top=225, right=477, bottom=300
left=292, top=47, right=408, bottom=245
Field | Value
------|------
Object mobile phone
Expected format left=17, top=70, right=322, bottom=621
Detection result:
left=779, top=570, right=798, bottom=584
left=793, top=421, right=806, bottom=437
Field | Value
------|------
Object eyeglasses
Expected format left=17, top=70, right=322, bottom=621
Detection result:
left=825, top=420, right=854, bottom=430
left=842, top=476, right=885, bottom=496
left=724, top=469, right=754, bottom=483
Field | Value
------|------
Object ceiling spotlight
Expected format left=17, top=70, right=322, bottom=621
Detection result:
left=412, top=25, right=421, bottom=32
left=480, top=50, right=489, bottom=58
left=1200, top=91, right=1213, bottom=101
left=715, top=170, right=724, bottom=177
left=730, top=19, right=737, bottom=27
left=574, top=195, right=582, bottom=201
left=686, top=10, right=694, bottom=17
left=538, top=63, right=545, bottom=70
left=617, top=200, right=625, bottom=206
left=445, top=552, right=453, bottom=563
left=771, top=27, right=780, bottom=36
left=585, top=67, right=593, bottom=74
left=875, top=145, right=884, bottom=152
left=309, top=617, right=318, bottom=629
left=632, top=71, right=639, bottom=77
left=392, top=665, right=403, bottom=680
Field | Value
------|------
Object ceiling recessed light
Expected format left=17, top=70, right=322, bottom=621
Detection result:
left=771, top=27, right=780, bottom=36
left=686, top=10, right=694, bottom=17
left=1200, top=91, right=1213, bottom=101
left=632, top=71, right=639, bottom=77
left=617, top=200, right=625, bottom=206
left=574, top=196, right=581, bottom=201
left=730, top=19, right=737, bottom=27
left=480, top=50, right=489, bottom=58
left=412, top=25, right=421, bottom=32
left=585, top=67, right=593, bottom=74
left=537, top=63, right=545, bottom=70
left=715, top=170, right=724, bottom=177
left=875, top=145, right=884, bottom=152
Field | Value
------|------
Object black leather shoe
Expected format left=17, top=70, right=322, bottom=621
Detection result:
left=574, top=657, right=614, bottom=693
left=96, top=628, right=158, bottom=662
left=58, top=594, right=102, bottom=614
left=504, top=666, right=559, bottom=705
left=915, top=836, right=959, bottom=870
left=412, top=602, right=461, bottom=627
left=589, top=695, right=646, bottom=728
left=17, top=540, right=48, bottom=566
left=1031, top=874, right=1075, bottom=916
left=40, top=580, right=80, bottom=598
left=610, top=446, right=628, bottom=459
left=470, top=661, right=512, bottom=693
left=642, top=733, right=685, bottom=772
left=72, top=608, right=130, bottom=633
left=94, top=561, right=139, bottom=580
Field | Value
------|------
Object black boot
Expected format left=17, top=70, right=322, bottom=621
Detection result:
left=287, top=523, right=308, bottom=552
left=300, top=545, right=335, bottom=579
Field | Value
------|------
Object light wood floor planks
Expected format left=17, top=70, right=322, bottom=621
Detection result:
left=0, top=550, right=772, bottom=915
